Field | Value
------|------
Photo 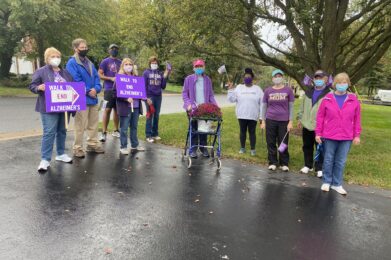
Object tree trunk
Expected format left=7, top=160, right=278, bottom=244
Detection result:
left=0, top=52, right=14, bottom=79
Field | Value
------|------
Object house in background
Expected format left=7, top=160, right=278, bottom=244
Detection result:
left=9, top=36, right=40, bottom=76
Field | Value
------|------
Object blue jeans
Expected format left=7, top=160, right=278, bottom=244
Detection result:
left=145, top=95, right=162, bottom=138
left=322, top=139, right=352, bottom=186
left=119, top=108, right=140, bottom=149
left=40, top=112, right=67, bottom=161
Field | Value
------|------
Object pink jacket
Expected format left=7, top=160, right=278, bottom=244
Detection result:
left=315, top=93, right=361, bottom=140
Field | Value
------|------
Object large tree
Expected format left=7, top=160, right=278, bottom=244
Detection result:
left=172, top=0, right=391, bottom=88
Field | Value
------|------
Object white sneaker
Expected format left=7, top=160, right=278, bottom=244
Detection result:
left=120, top=148, right=129, bottom=155
left=239, top=148, right=246, bottom=154
left=317, top=171, right=323, bottom=178
left=131, top=146, right=145, bottom=151
left=268, top=165, right=277, bottom=171
left=146, top=138, right=154, bottom=143
left=55, top=154, right=73, bottom=163
left=321, top=183, right=330, bottom=192
left=112, top=130, right=120, bottom=138
left=153, top=136, right=162, bottom=141
left=280, top=166, right=289, bottom=172
left=300, top=166, right=313, bottom=174
left=38, top=160, right=50, bottom=171
left=331, top=185, right=347, bottom=195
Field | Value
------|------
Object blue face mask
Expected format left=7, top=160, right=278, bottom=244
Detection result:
left=336, top=83, right=349, bottom=92
left=194, top=68, right=204, bottom=75
left=314, top=79, right=325, bottom=87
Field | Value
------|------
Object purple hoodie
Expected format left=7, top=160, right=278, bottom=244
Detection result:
left=143, top=69, right=167, bottom=97
left=182, top=74, right=217, bottom=110
left=29, top=65, right=73, bottom=113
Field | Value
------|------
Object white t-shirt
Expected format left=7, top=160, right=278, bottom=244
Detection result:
left=227, top=84, right=264, bottom=121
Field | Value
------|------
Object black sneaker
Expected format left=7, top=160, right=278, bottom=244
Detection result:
left=99, top=132, right=107, bottom=142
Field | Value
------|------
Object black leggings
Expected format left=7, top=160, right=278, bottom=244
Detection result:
left=238, top=119, right=257, bottom=150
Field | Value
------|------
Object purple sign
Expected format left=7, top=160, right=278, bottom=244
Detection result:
left=115, top=74, right=146, bottom=99
left=45, top=82, right=86, bottom=112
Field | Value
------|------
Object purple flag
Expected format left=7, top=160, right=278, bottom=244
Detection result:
left=115, top=74, right=146, bottom=99
left=45, top=82, right=86, bottom=112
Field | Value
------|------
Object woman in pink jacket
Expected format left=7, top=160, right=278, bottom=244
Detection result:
left=315, top=73, right=361, bottom=195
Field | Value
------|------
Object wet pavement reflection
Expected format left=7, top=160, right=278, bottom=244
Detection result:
left=0, top=137, right=390, bottom=259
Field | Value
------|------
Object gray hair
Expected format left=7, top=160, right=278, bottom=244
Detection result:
left=72, top=38, right=87, bottom=49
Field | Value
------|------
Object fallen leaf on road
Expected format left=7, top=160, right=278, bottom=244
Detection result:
left=67, top=186, right=71, bottom=189
left=104, top=248, right=112, bottom=254
left=65, top=209, right=70, bottom=212
left=209, top=211, right=214, bottom=215
left=194, top=199, right=200, bottom=203
left=298, top=219, right=302, bottom=223
left=212, top=246, right=219, bottom=251
left=172, top=165, right=177, bottom=168
left=143, top=223, right=149, bottom=227
left=117, top=192, right=124, bottom=195
left=221, top=255, right=229, bottom=259
left=301, top=182, right=307, bottom=187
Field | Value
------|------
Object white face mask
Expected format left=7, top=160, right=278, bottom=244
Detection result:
left=124, top=65, right=133, bottom=73
left=272, top=77, right=283, bottom=85
left=49, top=57, right=61, bottom=67
left=150, top=64, right=158, bottom=70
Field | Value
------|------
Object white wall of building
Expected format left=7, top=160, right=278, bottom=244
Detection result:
left=9, top=56, right=39, bottom=75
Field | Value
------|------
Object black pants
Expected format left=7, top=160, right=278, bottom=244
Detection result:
left=302, top=127, right=323, bottom=171
left=190, top=119, right=207, bottom=152
left=266, top=119, right=289, bottom=166
left=238, top=119, right=257, bottom=150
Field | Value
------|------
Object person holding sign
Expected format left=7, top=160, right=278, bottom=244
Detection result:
left=66, top=38, right=104, bottom=158
left=227, top=68, right=263, bottom=156
left=260, top=69, right=295, bottom=172
left=143, top=56, right=170, bottom=143
left=182, top=59, right=218, bottom=158
left=113, top=58, right=145, bottom=154
left=29, top=47, right=73, bottom=172
left=98, top=44, right=122, bottom=142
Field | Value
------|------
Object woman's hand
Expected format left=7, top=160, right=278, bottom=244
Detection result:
left=315, top=136, right=322, bottom=144
left=147, top=98, right=153, bottom=105
left=127, top=98, right=133, bottom=104
left=37, top=84, right=45, bottom=91
left=260, top=121, right=266, bottom=129
left=227, top=82, right=234, bottom=90
left=287, top=121, right=293, bottom=132
left=353, top=137, right=360, bottom=145
left=297, top=121, right=302, bottom=129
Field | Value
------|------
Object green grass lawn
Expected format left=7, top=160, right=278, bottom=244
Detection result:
left=164, top=83, right=183, bottom=93
left=107, top=103, right=391, bottom=189
left=0, top=86, right=34, bottom=97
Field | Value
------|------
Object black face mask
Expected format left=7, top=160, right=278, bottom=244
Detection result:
left=78, top=49, right=89, bottom=58
left=110, top=49, right=118, bottom=57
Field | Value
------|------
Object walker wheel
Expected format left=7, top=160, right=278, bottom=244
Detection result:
left=216, top=159, right=222, bottom=170
left=187, top=157, right=192, bottom=169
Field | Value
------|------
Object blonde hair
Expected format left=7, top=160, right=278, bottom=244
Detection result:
left=148, top=56, right=158, bottom=65
left=44, top=47, right=61, bottom=64
left=118, top=58, right=138, bottom=75
left=333, top=72, right=351, bottom=88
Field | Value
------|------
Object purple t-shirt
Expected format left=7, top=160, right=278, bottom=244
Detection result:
left=99, top=57, right=121, bottom=90
left=312, top=89, right=323, bottom=105
left=263, top=86, right=295, bottom=121
left=334, top=93, right=347, bottom=109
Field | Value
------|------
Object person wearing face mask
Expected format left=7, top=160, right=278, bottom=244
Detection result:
left=112, top=58, right=145, bottom=154
left=260, top=69, right=295, bottom=172
left=66, top=38, right=104, bottom=158
left=315, top=72, right=361, bottom=195
left=29, top=47, right=74, bottom=171
left=182, top=59, right=218, bottom=158
left=98, top=44, right=122, bottom=142
left=297, top=70, right=331, bottom=178
left=143, top=56, right=170, bottom=143
left=227, top=68, right=263, bottom=156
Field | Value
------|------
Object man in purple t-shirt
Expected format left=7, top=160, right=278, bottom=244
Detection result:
left=98, top=44, right=122, bottom=142
left=260, top=69, right=295, bottom=172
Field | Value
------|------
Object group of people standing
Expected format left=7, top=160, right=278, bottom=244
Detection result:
left=227, top=68, right=361, bottom=195
left=30, top=39, right=170, bottom=171
left=29, top=38, right=361, bottom=195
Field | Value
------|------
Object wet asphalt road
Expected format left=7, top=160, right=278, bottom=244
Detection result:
left=1, top=136, right=391, bottom=260
left=0, top=94, right=233, bottom=134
